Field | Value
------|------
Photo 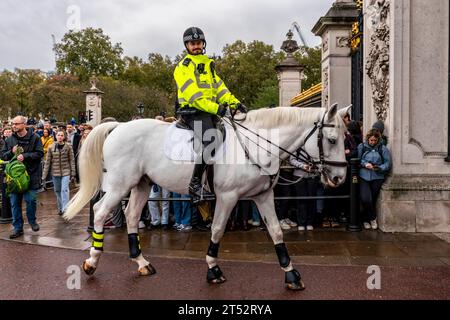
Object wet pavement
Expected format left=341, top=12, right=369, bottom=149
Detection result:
left=1, top=190, right=450, bottom=268
left=0, top=190, right=449, bottom=300
left=0, top=240, right=449, bottom=300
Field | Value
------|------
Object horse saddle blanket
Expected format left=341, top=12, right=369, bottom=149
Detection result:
left=163, top=123, right=227, bottom=162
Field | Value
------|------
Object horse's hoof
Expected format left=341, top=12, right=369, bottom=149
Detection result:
left=82, top=261, right=96, bottom=276
left=286, top=279, right=306, bottom=291
left=285, top=269, right=305, bottom=291
left=207, top=265, right=226, bottom=284
left=207, top=275, right=227, bottom=284
left=138, top=264, right=156, bottom=276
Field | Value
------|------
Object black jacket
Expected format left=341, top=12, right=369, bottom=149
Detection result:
left=0, top=138, right=5, bottom=159
left=72, top=133, right=81, bottom=156
left=2, top=129, right=44, bottom=190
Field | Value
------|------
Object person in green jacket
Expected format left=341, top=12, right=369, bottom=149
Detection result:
left=174, top=27, right=247, bottom=204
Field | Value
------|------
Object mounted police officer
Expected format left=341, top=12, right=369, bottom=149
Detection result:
left=174, top=26, right=247, bottom=204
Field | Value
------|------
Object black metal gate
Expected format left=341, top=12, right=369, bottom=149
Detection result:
left=351, top=1, right=364, bottom=122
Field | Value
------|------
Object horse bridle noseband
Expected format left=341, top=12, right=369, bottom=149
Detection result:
left=296, top=111, right=348, bottom=182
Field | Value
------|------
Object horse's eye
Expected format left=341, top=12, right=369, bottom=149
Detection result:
left=328, top=138, right=336, bottom=145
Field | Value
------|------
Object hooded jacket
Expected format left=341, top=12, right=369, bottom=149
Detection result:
left=357, top=141, right=391, bottom=181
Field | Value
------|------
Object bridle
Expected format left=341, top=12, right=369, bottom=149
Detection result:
left=227, top=109, right=348, bottom=182
left=296, top=111, right=348, bottom=183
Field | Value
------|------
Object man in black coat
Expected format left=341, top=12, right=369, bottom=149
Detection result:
left=2, top=116, right=44, bottom=239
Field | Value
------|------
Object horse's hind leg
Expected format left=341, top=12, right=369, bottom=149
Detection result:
left=83, top=190, right=127, bottom=275
left=253, top=190, right=305, bottom=291
left=124, top=179, right=156, bottom=276
left=206, top=194, right=238, bottom=284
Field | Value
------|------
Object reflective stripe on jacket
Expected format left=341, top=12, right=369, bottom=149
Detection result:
left=174, top=54, right=240, bottom=114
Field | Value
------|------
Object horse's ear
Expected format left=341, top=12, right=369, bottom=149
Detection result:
left=326, top=103, right=338, bottom=121
left=337, top=104, right=352, bottom=120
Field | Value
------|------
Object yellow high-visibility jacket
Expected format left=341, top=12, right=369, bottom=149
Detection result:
left=174, top=54, right=240, bottom=114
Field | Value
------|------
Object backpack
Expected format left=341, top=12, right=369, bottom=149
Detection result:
left=5, top=155, right=30, bottom=195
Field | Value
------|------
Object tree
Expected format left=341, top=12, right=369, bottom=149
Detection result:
left=97, top=77, right=172, bottom=121
left=0, top=70, right=19, bottom=119
left=252, top=78, right=279, bottom=109
left=142, top=53, right=176, bottom=97
left=215, top=40, right=283, bottom=108
left=0, top=69, right=46, bottom=118
left=29, top=74, right=84, bottom=122
left=55, top=28, right=125, bottom=81
left=294, top=46, right=322, bottom=92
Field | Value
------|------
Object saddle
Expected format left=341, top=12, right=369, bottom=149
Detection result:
left=175, top=107, right=227, bottom=143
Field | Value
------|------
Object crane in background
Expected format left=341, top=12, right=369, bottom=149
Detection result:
left=291, top=21, right=309, bottom=48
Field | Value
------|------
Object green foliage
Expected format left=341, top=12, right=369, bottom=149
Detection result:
left=215, top=40, right=282, bottom=108
left=1, top=29, right=322, bottom=123
left=0, top=70, right=20, bottom=119
left=121, top=53, right=176, bottom=106
left=97, top=77, right=172, bottom=121
left=252, top=78, right=279, bottom=109
left=55, top=28, right=125, bottom=81
left=0, top=69, right=46, bottom=118
left=29, top=74, right=84, bottom=122
left=294, top=46, right=322, bottom=92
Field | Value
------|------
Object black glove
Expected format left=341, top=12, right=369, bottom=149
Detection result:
left=217, top=104, right=227, bottom=117
left=236, top=103, right=248, bottom=114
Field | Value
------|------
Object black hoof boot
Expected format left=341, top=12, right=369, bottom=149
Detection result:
left=207, top=265, right=226, bottom=284
left=285, top=269, right=305, bottom=291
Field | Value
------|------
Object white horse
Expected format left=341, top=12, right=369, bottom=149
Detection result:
left=64, top=104, right=350, bottom=291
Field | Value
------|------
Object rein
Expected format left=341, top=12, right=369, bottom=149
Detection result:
left=225, top=110, right=348, bottom=183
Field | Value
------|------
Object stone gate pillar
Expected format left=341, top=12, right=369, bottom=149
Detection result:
left=312, top=0, right=358, bottom=109
left=275, top=30, right=304, bottom=107
left=83, top=78, right=104, bottom=127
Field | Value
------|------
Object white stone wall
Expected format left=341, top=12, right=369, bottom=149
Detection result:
left=365, top=0, right=450, bottom=232
left=321, top=29, right=353, bottom=109
left=388, top=0, right=449, bottom=175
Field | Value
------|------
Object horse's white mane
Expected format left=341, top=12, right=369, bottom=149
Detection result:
left=243, top=107, right=325, bottom=128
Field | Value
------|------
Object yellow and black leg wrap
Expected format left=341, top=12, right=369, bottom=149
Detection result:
left=92, top=231, right=104, bottom=251
left=128, top=233, right=141, bottom=259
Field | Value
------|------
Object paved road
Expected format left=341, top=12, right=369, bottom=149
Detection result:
left=0, top=240, right=448, bottom=302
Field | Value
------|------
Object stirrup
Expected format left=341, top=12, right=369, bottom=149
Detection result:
left=190, top=184, right=214, bottom=204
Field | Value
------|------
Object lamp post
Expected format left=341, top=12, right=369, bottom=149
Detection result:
left=137, top=102, right=145, bottom=118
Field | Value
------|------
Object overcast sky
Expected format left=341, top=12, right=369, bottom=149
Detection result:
left=0, top=0, right=334, bottom=72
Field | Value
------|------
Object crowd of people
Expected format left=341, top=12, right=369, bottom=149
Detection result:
left=0, top=117, right=93, bottom=238
left=97, top=113, right=392, bottom=235
left=0, top=112, right=391, bottom=239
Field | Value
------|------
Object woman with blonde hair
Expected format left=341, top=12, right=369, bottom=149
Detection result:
left=41, top=128, right=54, bottom=159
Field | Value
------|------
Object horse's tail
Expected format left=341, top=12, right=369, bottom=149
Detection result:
left=63, top=122, right=120, bottom=221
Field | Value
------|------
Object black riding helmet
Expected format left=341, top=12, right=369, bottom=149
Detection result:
left=183, top=27, right=206, bottom=53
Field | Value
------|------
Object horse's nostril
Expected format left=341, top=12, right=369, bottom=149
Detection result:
left=333, top=176, right=340, bottom=184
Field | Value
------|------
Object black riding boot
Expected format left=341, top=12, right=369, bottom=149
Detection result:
left=189, top=161, right=215, bottom=205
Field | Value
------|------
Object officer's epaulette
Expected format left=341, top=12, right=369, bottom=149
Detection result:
left=182, top=58, right=191, bottom=67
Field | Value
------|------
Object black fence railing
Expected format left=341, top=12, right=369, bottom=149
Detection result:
left=0, top=159, right=361, bottom=232
left=0, top=162, right=12, bottom=224
left=87, top=158, right=362, bottom=233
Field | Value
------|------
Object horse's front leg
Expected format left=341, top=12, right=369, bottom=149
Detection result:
left=253, top=190, right=305, bottom=291
left=206, top=194, right=238, bottom=284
